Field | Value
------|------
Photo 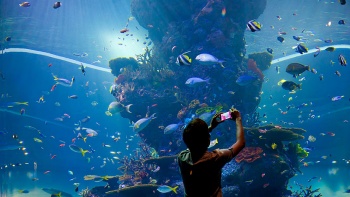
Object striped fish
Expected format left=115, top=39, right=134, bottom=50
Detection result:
left=247, top=20, right=261, bottom=32
left=176, top=51, right=192, bottom=66
left=295, top=43, right=308, bottom=54
left=339, top=54, right=347, bottom=66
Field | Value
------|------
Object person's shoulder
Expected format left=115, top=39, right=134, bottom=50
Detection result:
left=178, top=149, right=190, bottom=158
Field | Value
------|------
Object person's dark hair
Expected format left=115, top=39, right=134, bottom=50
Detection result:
left=183, top=118, right=210, bottom=151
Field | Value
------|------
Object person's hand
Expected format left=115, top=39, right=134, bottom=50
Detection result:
left=230, top=108, right=241, bottom=121
left=209, top=113, right=222, bottom=133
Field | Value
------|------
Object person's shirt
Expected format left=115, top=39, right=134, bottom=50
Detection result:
left=178, top=148, right=235, bottom=197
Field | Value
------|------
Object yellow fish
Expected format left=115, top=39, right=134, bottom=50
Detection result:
left=33, top=138, right=42, bottom=143
left=277, top=79, right=286, bottom=86
left=271, top=143, right=277, bottom=149
left=288, top=97, right=293, bottom=102
left=79, top=148, right=89, bottom=157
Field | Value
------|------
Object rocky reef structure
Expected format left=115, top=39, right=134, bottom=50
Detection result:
left=108, top=0, right=268, bottom=153
left=98, top=0, right=320, bottom=196
left=248, top=52, right=273, bottom=71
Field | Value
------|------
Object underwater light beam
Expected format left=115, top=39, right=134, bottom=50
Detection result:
left=1, top=48, right=111, bottom=73
left=0, top=108, right=71, bottom=129
left=1, top=45, right=350, bottom=72
left=271, top=44, right=350, bottom=65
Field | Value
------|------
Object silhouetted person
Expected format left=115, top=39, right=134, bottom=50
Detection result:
left=178, top=108, right=245, bottom=197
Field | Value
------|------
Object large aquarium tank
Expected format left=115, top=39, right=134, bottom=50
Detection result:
left=1, top=0, right=349, bottom=196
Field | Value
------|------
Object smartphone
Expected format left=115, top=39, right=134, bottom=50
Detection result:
left=220, top=112, right=232, bottom=122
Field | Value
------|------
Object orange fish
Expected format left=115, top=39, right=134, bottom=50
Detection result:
left=72, top=138, right=76, bottom=143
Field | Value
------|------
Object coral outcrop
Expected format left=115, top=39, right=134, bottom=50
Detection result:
left=235, top=147, right=263, bottom=163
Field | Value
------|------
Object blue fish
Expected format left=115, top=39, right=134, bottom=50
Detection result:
left=236, top=74, right=258, bottom=86
left=293, top=36, right=301, bottom=41
left=266, top=48, right=273, bottom=54
left=338, top=20, right=345, bottom=25
left=277, top=36, right=284, bottom=43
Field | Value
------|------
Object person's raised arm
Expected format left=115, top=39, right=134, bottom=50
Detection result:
left=208, top=113, right=222, bottom=133
left=229, top=109, right=245, bottom=156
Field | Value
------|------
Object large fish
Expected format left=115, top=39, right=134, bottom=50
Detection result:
left=282, top=81, right=301, bottom=91
left=164, top=122, right=182, bottom=134
left=106, top=101, right=132, bottom=116
left=133, top=113, right=156, bottom=132
left=286, top=63, right=310, bottom=78
left=185, top=77, right=210, bottom=87
left=195, top=53, right=225, bottom=68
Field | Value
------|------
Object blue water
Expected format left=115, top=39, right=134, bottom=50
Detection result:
left=1, top=0, right=350, bottom=196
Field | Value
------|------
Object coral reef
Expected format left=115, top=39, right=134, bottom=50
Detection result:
left=248, top=52, right=273, bottom=71
left=235, top=147, right=263, bottom=163
left=245, top=125, right=305, bottom=145
left=247, top=58, right=264, bottom=80
left=289, top=185, right=322, bottom=197
left=109, top=57, right=139, bottom=77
